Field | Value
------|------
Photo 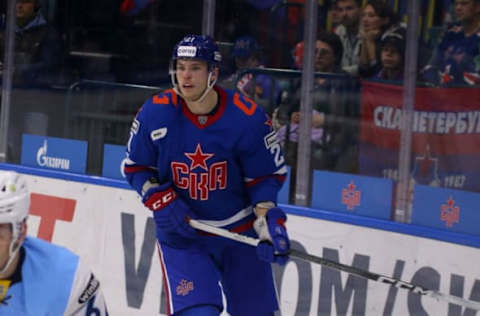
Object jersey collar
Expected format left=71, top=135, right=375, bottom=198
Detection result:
left=180, top=85, right=227, bottom=129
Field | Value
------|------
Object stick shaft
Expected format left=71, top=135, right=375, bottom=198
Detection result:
left=190, top=219, right=259, bottom=247
left=189, top=219, right=480, bottom=311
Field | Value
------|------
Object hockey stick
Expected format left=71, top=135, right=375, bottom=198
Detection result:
left=189, top=219, right=480, bottom=311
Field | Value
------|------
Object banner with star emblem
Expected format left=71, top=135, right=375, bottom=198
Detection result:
left=359, top=81, right=480, bottom=193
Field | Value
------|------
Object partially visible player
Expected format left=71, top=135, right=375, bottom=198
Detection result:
left=0, top=170, right=108, bottom=315
left=421, top=0, right=480, bottom=85
left=124, top=34, right=290, bottom=316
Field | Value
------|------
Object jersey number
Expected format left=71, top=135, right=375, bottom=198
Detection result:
left=86, top=296, right=103, bottom=316
left=233, top=93, right=257, bottom=116
left=270, top=143, right=284, bottom=167
left=264, top=130, right=284, bottom=167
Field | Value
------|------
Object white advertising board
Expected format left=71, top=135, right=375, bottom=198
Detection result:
left=23, top=174, right=480, bottom=315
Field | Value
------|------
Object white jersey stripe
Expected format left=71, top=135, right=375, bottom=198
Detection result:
left=157, top=242, right=174, bottom=315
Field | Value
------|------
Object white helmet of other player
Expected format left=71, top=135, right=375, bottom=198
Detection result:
left=0, top=171, right=29, bottom=273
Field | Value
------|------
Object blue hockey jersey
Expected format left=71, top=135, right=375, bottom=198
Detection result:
left=124, top=86, right=287, bottom=223
left=423, top=23, right=480, bottom=86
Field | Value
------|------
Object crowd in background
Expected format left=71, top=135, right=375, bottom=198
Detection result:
left=1, top=0, right=479, bottom=184
left=2, top=0, right=477, bottom=87
left=211, top=0, right=480, bottom=178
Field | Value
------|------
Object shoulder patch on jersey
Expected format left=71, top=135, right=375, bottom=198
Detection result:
left=131, top=118, right=140, bottom=134
left=233, top=92, right=257, bottom=116
left=264, top=130, right=279, bottom=149
left=165, top=89, right=178, bottom=106
left=153, top=90, right=178, bottom=106
left=153, top=94, right=169, bottom=104
left=151, top=127, right=167, bottom=141
left=78, top=273, right=100, bottom=304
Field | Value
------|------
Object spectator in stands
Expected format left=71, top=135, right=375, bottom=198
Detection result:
left=358, top=0, right=404, bottom=78
left=374, top=28, right=406, bottom=81
left=220, top=35, right=279, bottom=115
left=327, top=0, right=342, bottom=32
left=334, top=0, right=362, bottom=75
left=421, top=0, right=480, bottom=86
left=0, top=0, right=63, bottom=86
left=276, top=31, right=360, bottom=173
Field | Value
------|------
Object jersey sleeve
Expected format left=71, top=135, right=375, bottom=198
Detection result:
left=237, top=96, right=287, bottom=205
left=124, top=100, right=159, bottom=197
left=64, top=259, right=108, bottom=316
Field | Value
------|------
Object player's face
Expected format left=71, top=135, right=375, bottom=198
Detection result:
left=176, top=59, right=211, bottom=101
left=337, top=0, right=361, bottom=28
left=0, top=224, right=13, bottom=270
left=455, top=0, right=480, bottom=23
left=0, top=221, right=26, bottom=276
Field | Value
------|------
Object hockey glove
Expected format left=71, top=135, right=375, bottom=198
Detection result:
left=254, top=207, right=290, bottom=265
left=143, top=182, right=198, bottom=246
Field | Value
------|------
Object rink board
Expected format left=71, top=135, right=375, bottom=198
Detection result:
left=1, top=164, right=480, bottom=316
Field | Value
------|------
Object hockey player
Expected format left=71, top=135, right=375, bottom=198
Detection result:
left=124, top=34, right=290, bottom=316
left=0, top=170, right=108, bottom=315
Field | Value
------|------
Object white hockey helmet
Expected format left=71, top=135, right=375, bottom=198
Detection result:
left=0, top=171, right=29, bottom=274
left=0, top=171, right=29, bottom=239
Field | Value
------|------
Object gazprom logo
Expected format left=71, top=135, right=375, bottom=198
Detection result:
left=36, top=140, right=70, bottom=170
left=177, top=46, right=197, bottom=57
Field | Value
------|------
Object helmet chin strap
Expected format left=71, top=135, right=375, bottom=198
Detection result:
left=0, top=222, right=24, bottom=275
left=0, top=237, right=21, bottom=275
left=194, top=71, right=217, bottom=103
left=171, top=71, right=217, bottom=104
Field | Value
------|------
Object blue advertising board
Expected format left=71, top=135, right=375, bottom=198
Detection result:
left=102, top=144, right=126, bottom=180
left=411, top=184, right=480, bottom=236
left=21, top=134, right=87, bottom=174
left=312, top=171, right=393, bottom=219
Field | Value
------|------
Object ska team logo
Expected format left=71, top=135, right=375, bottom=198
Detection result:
left=440, top=196, right=460, bottom=228
left=171, top=143, right=226, bottom=200
left=341, top=181, right=361, bottom=211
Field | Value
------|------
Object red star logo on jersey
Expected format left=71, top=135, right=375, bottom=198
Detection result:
left=185, top=144, right=214, bottom=171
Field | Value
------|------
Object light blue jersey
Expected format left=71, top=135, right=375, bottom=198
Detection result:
left=0, top=237, right=107, bottom=316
